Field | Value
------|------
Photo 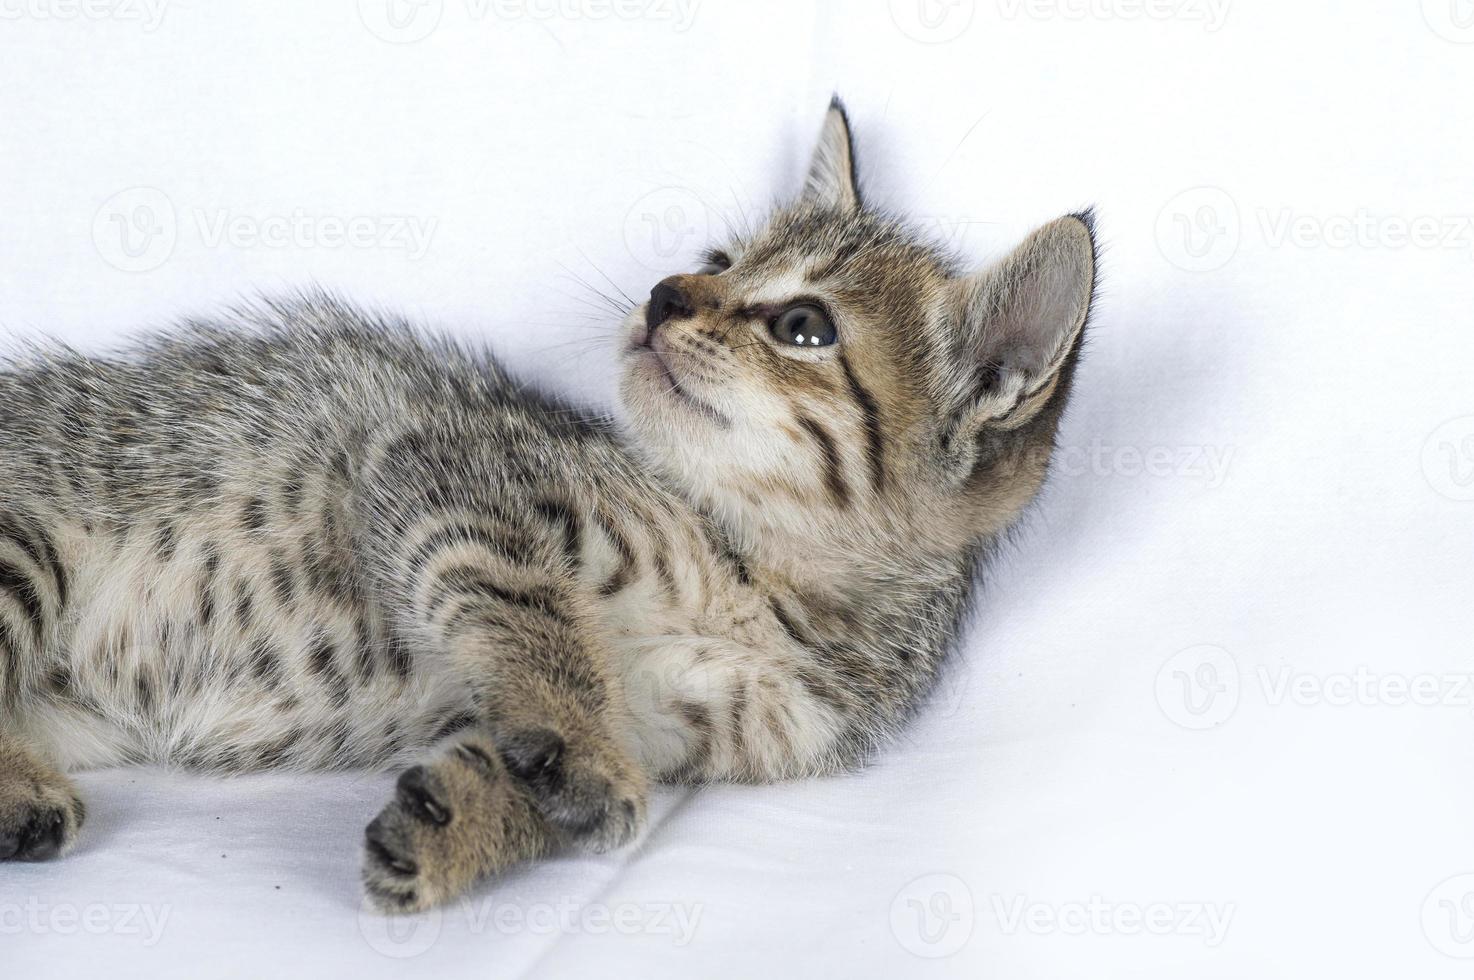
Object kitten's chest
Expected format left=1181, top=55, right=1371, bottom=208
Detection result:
left=577, top=499, right=766, bottom=648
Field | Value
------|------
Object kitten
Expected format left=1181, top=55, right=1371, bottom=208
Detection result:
left=0, top=99, right=1097, bottom=912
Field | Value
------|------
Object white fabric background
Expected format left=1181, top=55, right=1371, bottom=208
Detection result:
left=2, top=1, right=1472, bottom=976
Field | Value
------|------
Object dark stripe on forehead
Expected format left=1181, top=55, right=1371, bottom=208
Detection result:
left=797, top=415, right=850, bottom=509
left=838, top=353, right=886, bottom=493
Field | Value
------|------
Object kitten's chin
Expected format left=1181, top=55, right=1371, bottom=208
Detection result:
left=622, top=348, right=729, bottom=429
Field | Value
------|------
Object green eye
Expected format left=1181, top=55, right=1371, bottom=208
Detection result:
left=770, top=304, right=836, bottom=347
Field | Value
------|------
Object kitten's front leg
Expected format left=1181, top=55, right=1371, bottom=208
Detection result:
left=362, top=637, right=647, bottom=913
left=358, top=433, right=647, bottom=911
left=361, top=600, right=648, bottom=913
left=427, top=583, right=648, bottom=850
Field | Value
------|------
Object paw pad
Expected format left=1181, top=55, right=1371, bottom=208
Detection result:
left=0, top=804, right=72, bottom=862
left=364, top=815, right=418, bottom=877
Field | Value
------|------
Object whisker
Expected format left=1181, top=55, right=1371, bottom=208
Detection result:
left=572, top=247, right=639, bottom=308
left=924, top=110, right=991, bottom=192
left=547, top=288, right=624, bottom=321
left=531, top=335, right=617, bottom=356
left=554, top=264, right=633, bottom=319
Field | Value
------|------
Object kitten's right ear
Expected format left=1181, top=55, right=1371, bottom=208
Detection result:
left=800, top=97, right=861, bottom=212
left=939, top=213, right=1098, bottom=476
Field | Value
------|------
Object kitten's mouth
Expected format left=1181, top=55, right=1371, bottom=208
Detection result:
left=630, top=339, right=729, bottom=428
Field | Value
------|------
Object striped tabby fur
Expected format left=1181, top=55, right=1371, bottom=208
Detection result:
left=0, top=100, right=1098, bottom=911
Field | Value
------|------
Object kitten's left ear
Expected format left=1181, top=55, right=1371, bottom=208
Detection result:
left=940, top=212, right=1098, bottom=470
left=801, top=97, right=861, bottom=212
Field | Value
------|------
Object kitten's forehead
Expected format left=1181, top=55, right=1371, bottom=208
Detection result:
left=735, top=204, right=950, bottom=291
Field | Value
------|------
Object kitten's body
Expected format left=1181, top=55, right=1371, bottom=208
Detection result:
left=0, top=102, right=1097, bottom=911
left=2, top=308, right=900, bottom=779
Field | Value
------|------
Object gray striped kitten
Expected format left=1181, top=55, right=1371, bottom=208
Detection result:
left=0, top=101, right=1097, bottom=912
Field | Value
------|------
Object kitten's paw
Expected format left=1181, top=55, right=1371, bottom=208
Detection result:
left=0, top=770, right=86, bottom=862
left=362, top=737, right=548, bottom=914
left=498, top=727, right=646, bottom=853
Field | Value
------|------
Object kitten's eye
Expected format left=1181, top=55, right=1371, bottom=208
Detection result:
left=770, top=304, right=837, bottom=348
left=698, top=251, right=732, bottom=275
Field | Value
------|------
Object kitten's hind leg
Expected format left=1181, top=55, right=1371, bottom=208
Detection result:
left=0, top=505, right=84, bottom=860
left=0, top=736, right=86, bottom=861
left=362, top=733, right=552, bottom=913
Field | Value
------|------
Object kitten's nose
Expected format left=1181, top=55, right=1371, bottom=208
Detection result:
left=646, top=278, right=693, bottom=334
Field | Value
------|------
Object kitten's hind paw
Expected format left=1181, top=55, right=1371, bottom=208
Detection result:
left=362, top=736, right=550, bottom=914
left=0, top=769, right=86, bottom=862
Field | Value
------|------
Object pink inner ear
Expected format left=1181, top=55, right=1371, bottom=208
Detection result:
left=962, top=215, right=1096, bottom=386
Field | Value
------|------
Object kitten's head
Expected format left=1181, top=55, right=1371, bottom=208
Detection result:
left=619, top=99, right=1097, bottom=561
